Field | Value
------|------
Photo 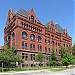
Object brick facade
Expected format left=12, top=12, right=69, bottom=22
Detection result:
left=4, top=8, right=72, bottom=67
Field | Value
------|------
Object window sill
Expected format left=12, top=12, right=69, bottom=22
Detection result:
left=30, top=40, right=35, bottom=42
left=38, top=41, right=41, bottom=43
left=22, top=38, right=27, bottom=40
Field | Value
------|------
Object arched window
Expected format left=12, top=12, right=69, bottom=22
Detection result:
left=8, top=36, right=10, bottom=42
left=12, top=32, right=15, bottom=39
left=22, top=32, right=27, bottom=39
left=38, top=36, right=42, bottom=42
left=30, top=34, right=35, bottom=40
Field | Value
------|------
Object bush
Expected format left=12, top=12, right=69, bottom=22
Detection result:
left=47, top=60, right=58, bottom=66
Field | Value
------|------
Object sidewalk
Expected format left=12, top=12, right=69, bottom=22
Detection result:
left=0, top=69, right=50, bottom=75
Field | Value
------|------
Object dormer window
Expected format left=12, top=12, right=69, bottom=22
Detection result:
left=29, top=17, right=30, bottom=20
left=52, top=28, right=53, bottom=32
left=35, top=20, right=36, bottom=23
left=9, top=18, right=10, bottom=23
left=31, top=16, right=34, bottom=22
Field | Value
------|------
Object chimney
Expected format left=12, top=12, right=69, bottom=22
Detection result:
left=64, top=29, right=68, bottom=36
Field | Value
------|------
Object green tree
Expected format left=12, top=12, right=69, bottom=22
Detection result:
left=66, top=46, right=72, bottom=54
left=60, top=50, right=75, bottom=68
left=51, top=47, right=56, bottom=60
left=35, top=52, right=45, bottom=67
left=59, top=46, right=65, bottom=57
left=47, top=47, right=58, bottom=66
left=72, top=44, right=75, bottom=55
left=0, top=50, right=23, bottom=67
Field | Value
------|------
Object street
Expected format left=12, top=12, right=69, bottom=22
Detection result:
left=0, top=68, right=75, bottom=75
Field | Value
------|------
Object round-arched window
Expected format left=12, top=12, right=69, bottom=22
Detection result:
left=30, top=34, right=35, bottom=40
left=38, top=36, right=42, bottom=42
left=22, top=32, right=27, bottom=39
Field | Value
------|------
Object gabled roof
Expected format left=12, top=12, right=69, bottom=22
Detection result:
left=55, top=24, right=64, bottom=34
left=9, top=8, right=65, bottom=34
left=18, top=8, right=28, bottom=18
left=45, top=22, right=50, bottom=28
left=44, top=22, right=64, bottom=34
left=45, top=21, right=55, bottom=28
left=12, top=8, right=41, bottom=23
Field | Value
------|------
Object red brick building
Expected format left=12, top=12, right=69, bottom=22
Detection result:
left=4, top=8, right=72, bottom=67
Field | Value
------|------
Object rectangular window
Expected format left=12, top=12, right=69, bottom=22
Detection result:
left=48, top=48, right=50, bottom=53
left=45, top=47, right=47, bottom=52
left=22, top=53, right=24, bottom=59
left=48, top=40, right=50, bottom=45
left=30, top=44, right=35, bottom=50
left=45, top=39, right=47, bottom=44
left=33, top=54, right=35, bottom=60
left=25, top=54, right=28, bottom=61
left=40, top=46, right=42, bottom=51
left=56, top=42, right=57, bottom=46
left=30, top=54, right=33, bottom=60
left=30, top=44, right=33, bottom=50
left=25, top=43, right=27, bottom=49
left=66, top=45, right=68, bottom=48
left=58, top=43, right=60, bottom=46
left=22, top=42, right=24, bottom=49
left=63, top=44, right=65, bottom=48
left=38, top=45, right=42, bottom=51
left=52, top=41, right=54, bottom=46
left=33, top=44, right=35, bottom=50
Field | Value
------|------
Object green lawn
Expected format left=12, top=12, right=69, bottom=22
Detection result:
left=0, top=66, right=70, bottom=72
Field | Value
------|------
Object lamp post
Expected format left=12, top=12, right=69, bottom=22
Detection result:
left=2, top=63, right=3, bottom=72
left=16, top=62, right=18, bottom=68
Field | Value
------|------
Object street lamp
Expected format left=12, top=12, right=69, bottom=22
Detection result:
left=2, top=63, right=3, bottom=72
left=16, top=62, right=18, bottom=68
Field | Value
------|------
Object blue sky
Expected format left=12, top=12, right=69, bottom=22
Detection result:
left=0, top=0, right=74, bottom=46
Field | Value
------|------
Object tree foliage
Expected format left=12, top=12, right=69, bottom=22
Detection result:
left=47, top=47, right=58, bottom=66
left=0, top=50, right=23, bottom=68
left=59, top=46, right=65, bottom=57
left=60, top=50, right=75, bottom=68
left=34, top=52, right=45, bottom=67
left=51, top=47, right=56, bottom=60
left=72, top=44, right=75, bottom=55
